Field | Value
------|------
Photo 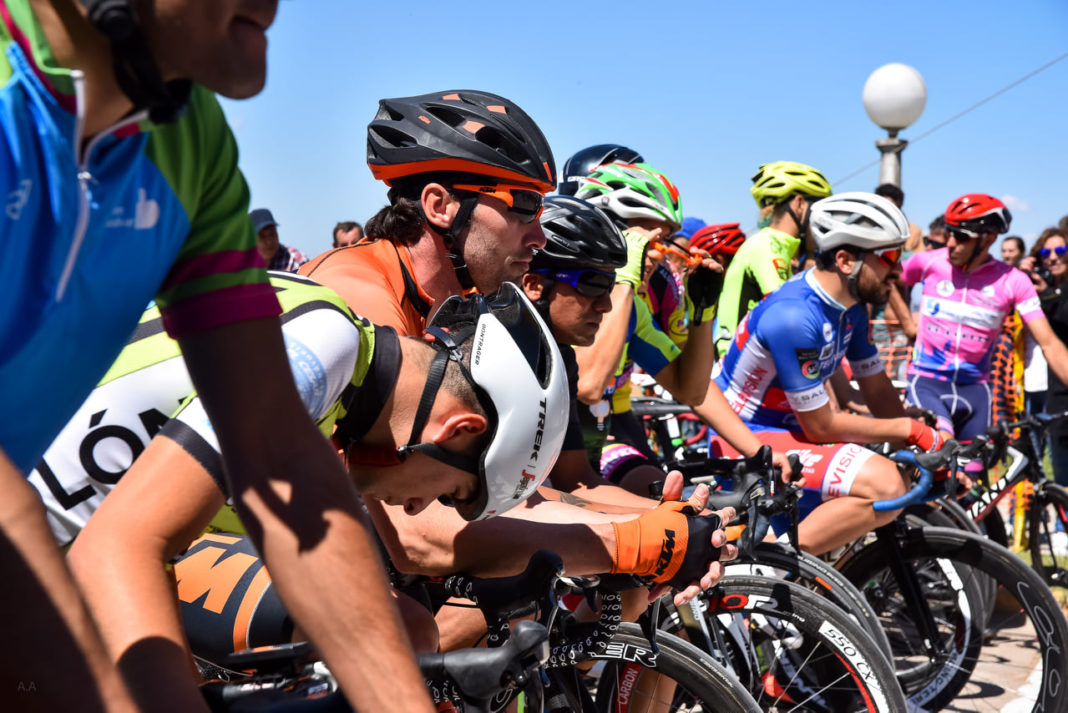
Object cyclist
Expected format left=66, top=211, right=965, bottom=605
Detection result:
left=713, top=192, right=947, bottom=555
left=62, top=277, right=569, bottom=690
left=556, top=142, right=645, bottom=196
left=572, top=163, right=708, bottom=465
left=572, top=163, right=791, bottom=493
left=285, top=99, right=735, bottom=638
left=518, top=195, right=682, bottom=510
left=645, top=217, right=706, bottom=346
left=300, top=89, right=555, bottom=333
left=690, top=222, right=747, bottom=270
left=0, top=3, right=424, bottom=710
left=900, top=194, right=1068, bottom=444
left=715, top=161, right=833, bottom=358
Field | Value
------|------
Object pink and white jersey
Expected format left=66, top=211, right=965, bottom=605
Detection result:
left=900, top=249, right=1043, bottom=384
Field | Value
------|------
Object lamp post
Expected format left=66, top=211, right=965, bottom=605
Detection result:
left=862, top=63, right=927, bottom=188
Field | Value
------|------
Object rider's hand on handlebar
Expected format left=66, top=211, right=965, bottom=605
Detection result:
left=906, top=419, right=952, bottom=452
left=611, top=479, right=737, bottom=606
left=771, top=450, right=805, bottom=489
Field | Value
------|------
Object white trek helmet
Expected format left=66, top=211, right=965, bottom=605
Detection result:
left=401, top=283, right=569, bottom=520
left=809, top=191, right=909, bottom=255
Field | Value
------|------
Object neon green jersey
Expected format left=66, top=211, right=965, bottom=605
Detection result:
left=714, top=227, right=800, bottom=358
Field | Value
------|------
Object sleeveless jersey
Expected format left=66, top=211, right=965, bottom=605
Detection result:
left=28, top=273, right=393, bottom=546
left=714, top=269, right=883, bottom=429
left=900, top=249, right=1043, bottom=384
left=0, top=2, right=280, bottom=473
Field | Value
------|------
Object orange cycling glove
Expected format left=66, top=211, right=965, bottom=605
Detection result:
left=907, top=419, right=944, bottom=452
left=611, top=501, right=721, bottom=587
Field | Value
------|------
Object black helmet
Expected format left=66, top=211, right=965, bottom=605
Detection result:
left=557, top=144, right=645, bottom=196
left=367, top=90, right=556, bottom=193
left=531, top=196, right=626, bottom=272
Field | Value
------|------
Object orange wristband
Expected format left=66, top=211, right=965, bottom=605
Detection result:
left=610, top=501, right=692, bottom=583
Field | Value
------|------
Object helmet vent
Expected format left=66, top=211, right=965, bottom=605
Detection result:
left=369, top=125, right=417, bottom=149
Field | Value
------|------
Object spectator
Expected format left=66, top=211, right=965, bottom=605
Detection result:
left=250, top=208, right=307, bottom=272
left=1001, top=235, right=1026, bottom=267
left=872, top=184, right=918, bottom=342
left=875, top=183, right=923, bottom=253
left=333, top=221, right=363, bottom=248
left=1033, top=228, right=1068, bottom=484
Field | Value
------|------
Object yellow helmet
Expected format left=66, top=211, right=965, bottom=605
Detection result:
left=750, top=161, right=832, bottom=208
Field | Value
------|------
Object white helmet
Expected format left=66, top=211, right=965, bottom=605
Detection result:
left=809, top=191, right=909, bottom=256
left=401, top=283, right=569, bottom=521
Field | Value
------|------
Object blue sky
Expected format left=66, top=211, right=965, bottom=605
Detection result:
left=223, top=1, right=1068, bottom=260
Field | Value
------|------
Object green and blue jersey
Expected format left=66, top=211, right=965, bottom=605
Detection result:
left=0, top=2, right=281, bottom=473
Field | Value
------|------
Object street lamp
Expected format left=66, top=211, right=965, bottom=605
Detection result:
left=862, top=63, right=927, bottom=188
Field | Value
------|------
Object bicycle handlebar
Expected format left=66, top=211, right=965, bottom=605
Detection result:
left=873, top=439, right=959, bottom=512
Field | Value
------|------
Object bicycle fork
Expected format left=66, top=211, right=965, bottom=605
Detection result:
left=875, top=523, right=945, bottom=662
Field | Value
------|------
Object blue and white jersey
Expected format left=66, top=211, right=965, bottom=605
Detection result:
left=713, top=269, right=883, bottom=430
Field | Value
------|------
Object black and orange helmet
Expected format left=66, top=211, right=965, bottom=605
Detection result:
left=367, top=90, right=556, bottom=193
left=944, top=194, right=1012, bottom=236
left=690, top=223, right=746, bottom=257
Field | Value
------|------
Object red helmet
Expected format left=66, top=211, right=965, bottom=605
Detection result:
left=944, top=194, right=1012, bottom=236
left=690, top=223, right=746, bottom=256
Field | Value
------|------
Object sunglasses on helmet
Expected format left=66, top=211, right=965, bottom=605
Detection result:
left=532, top=268, right=616, bottom=298
left=1039, top=245, right=1068, bottom=260
left=452, top=183, right=545, bottom=223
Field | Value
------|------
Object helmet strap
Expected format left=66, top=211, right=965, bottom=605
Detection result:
left=845, top=252, right=865, bottom=300
left=434, top=195, right=480, bottom=290
left=784, top=200, right=808, bottom=242
left=396, top=327, right=481, bottom=476
left=80, top=1, right=190, bottom=123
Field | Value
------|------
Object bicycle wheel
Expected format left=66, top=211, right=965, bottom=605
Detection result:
left=730, top=542, right=893, bottom=659
left=669, top=575, right=905, bottom=713
left=588, top=624, right=760, bottom=712
left=1028, top=481, right=1068, bottom=588
left=839, top=525, right=1068, bottom=712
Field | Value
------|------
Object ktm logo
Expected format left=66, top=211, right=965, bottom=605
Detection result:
left=654, top=529, right=676, bottom=578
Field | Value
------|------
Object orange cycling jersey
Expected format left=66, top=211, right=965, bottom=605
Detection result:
left=300, top=239, right=433, bottom=336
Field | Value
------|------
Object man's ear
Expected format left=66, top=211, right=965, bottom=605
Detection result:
left=428, top=411, right=488, bottom=446
left=835, top=247, right=857, bottom=273
left=422, top=183, right=457, bottom=231
left=521, top=272, right=544, bottom=301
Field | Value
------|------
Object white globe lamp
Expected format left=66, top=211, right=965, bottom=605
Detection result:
left=862, top=63, right=926, bottom=187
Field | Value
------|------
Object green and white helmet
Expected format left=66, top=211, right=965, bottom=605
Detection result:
left=575, top=162, right=683, bottom=229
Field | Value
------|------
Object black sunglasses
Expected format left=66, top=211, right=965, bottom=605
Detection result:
left=923, top=236, right=947, bottom=249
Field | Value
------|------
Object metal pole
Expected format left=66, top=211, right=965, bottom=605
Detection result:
left=875, top=136, right=907, bottom=187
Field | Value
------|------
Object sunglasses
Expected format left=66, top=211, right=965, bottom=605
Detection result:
left=923, top=236, right=946, bottom=249
left=452, top=183, right=544, bottom=223
left=946, top=226, right=981, bottom=242
left=1039, top=245, right=1068, bottom=260
left=650, top=239, right=702, bottom=268
left=532, top=268, right=616, bottom=298
left=872, top=247, right=902, bottom=269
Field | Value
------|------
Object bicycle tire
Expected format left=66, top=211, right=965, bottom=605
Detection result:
left=1028, top=481, right=1068, bottom=588
left=729, top=542, right=893, bottom=658
left=672, top=574, right=906, bottom=713
left=588, top=623, right=760, bottom=713
left=839, top=525, right=1068, bottom=712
